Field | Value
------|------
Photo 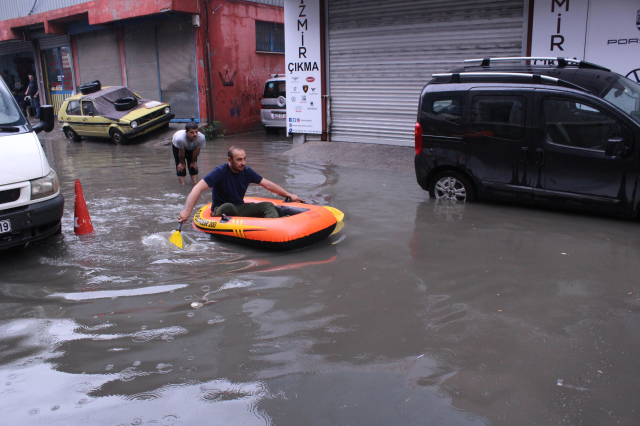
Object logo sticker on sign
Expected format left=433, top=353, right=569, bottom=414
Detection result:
left=306, top=77, right=315, bottom=82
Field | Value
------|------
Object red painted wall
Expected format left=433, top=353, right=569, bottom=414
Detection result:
left=209, top=1, right=284, bottom=135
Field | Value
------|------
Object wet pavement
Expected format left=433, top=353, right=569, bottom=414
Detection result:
left=1, top=127, right=640, bottom=425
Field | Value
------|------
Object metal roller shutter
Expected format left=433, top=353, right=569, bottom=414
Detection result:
left=328, top=0, right=525, bottom=146
left=76, top=28, right=122, bottom=86
left=38, top=35, right=70, bottom=50
left=156, top=16, right=199, bottom=121
left=0, top=40, right=33, bottom=56
left=124, top=21, right=161, bottom=101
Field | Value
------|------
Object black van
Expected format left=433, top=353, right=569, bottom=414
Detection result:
left=414, top=57, right=640, bottom=217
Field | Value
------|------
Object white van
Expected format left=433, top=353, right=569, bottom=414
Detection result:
left=260, top=74, right=286, bottom=133
left=0, top=77, right=62, bottom=249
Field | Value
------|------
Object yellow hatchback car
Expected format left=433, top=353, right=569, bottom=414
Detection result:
left=58, top=84, right=174, bottom=144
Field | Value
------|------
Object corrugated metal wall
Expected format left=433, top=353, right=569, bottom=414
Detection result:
left=0, top=0, right=93, bottom=21
left=75, top=28, right=122, bottom=87
left=327, top=0, right=525, bottom=146
left=156, top=15, right=199, bottom=120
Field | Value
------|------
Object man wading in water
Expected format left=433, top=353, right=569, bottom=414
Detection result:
left=178, top=146, right=303, bottom=223
left=172, top=122, right=205, bottom=185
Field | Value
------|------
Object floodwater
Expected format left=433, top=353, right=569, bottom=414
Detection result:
left=1, top=131, right=640, bottom=425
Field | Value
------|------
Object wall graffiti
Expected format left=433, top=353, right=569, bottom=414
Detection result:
left=216, top=74, right=265, bottom=121
left=251, top=64, right=283, bottom=77
left=219, top=70, right=236, bottom=87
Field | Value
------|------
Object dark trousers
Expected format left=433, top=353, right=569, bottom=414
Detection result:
left=30, top=96, right=40, bottom=118
left=172, top=145, right=198, bottom=176
left=213, top=202, right=279, bottom=218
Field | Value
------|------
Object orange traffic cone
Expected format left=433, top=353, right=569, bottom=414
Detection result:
left=74, top=179, right=94, bottom=235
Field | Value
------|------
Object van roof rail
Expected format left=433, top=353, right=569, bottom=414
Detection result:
left=463, top=57, right=610, bottom=71
left=270, top=74, right=285, bottom=78
left=432, top=72, right=590, bottom=92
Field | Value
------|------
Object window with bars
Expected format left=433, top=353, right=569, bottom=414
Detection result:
left=256, top=21, right=284, bottom=53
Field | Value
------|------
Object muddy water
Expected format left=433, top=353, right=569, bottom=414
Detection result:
left=1, top=133, right=640, bottom=425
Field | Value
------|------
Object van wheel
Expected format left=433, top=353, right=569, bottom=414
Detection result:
left=429, top=171, right=475, bottom=202
left=110, top=128, right=127, bottom=144
left=65, top=128, right=81, bottom=142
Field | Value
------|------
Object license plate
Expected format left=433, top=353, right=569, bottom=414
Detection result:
left=0, top=219, right=11, bottom=234
left=271, top=113, right=285, bottom=119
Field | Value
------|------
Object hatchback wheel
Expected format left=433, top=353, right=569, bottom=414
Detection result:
left=65, top=128, right=81, bottom=142
left=429, top=171, right=475, bottom=202
left=110, top=128, right=127, bottom=144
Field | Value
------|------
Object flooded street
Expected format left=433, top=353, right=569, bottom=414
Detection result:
left=1, top=130, right=640, bottom=425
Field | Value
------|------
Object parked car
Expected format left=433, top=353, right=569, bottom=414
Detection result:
left=0, top=76, right=62, bottom=249
left=58, top=81, right=174, bottom=144
left=414, top=57, right=640, bottom=217
left=261, top=74, right=286, bottom=133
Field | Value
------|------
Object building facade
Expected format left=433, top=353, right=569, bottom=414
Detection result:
left=0, top=0, right=285, bottom=134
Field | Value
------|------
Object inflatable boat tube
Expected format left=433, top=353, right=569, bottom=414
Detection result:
left=192, top=197, right=342, bottom=250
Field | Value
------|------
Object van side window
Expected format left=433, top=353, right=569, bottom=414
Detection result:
left=470, top=96, right=525, bottom=140
left=544, top=99, right=624, bottom=151
left=66, top=100, right=81, bottom=116
left=421, top=94, right=464, bottom=137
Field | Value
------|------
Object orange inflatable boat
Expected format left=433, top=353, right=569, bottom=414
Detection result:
left=192, top=197, right=344, bottom=250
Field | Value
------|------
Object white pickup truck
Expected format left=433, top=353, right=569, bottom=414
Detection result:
left=0, top=77, right=62, bottom=249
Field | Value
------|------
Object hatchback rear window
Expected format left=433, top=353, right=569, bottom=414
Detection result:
left=264, top=81, right=286, bottom=98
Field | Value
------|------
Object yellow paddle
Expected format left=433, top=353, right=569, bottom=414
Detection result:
left=169, top=223, right=184, bottom=249
left=323, top=206, right=344, bottom=222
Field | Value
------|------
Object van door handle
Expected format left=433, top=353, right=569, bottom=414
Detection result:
left=521, top=147, right=530, bottom=164
left=535, top=148, right=545, bottom=166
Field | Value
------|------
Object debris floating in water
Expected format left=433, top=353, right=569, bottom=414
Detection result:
left=191, top=302, right=203, bottom=309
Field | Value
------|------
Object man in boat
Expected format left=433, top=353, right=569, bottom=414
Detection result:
left=178, top=145, right=303, bottom=223
left=173, top=122, right=206, bottom=185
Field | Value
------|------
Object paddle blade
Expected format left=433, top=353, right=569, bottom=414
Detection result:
left=330, top=220, right=345, bottom=236
left=169, top=229, right=184, bottom=249
left=323, top=206, right=344, bottom=222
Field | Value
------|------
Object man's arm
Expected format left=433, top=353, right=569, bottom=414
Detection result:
left=178, top=179, right=210, bottom=223
left=177, top=147, right=186, bottom=172
left=259, top=178, right=304, bottom=202
left=190, top=147, right=201, bottom=170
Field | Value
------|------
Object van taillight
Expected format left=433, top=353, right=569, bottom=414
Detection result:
left=261, top=96, right=264, bottom=109
left=415, top=122, right=423, bottom=155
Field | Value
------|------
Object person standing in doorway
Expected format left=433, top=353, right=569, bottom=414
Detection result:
left=24, top=74, right=40, bottom=118
left=172, top=122, right=206, bottom=185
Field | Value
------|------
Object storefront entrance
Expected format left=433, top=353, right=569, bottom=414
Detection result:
left=41, top=46, right=74, bottom=117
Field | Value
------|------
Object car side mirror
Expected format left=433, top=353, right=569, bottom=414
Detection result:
left=32, top=105, right=54, bottom=134
left=604, top=137, right=625, bottom=156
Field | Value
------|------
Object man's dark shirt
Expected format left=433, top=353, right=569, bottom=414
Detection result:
left=203, top=164, right=263, bottom=207
left=27, top=81, right=38, bottom=97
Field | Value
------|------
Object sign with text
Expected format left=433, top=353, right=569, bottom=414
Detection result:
left=531, top=0, right=589, bottom=60
left=531, top=0, right=640, bottom=79
left=284, top=0, right=322, bottom=134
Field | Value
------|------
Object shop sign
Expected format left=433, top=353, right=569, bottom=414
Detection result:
left=284, top=0, right=322, bottom=134
left=531, top=0, right=640, bottom=78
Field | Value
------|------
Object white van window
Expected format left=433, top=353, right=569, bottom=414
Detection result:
left=264, top=81, right=286, bottom=98
left=0, top=86, right=25, bottom=127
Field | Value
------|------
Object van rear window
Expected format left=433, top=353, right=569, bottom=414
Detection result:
left=264, top=81, right=286, bottom=98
